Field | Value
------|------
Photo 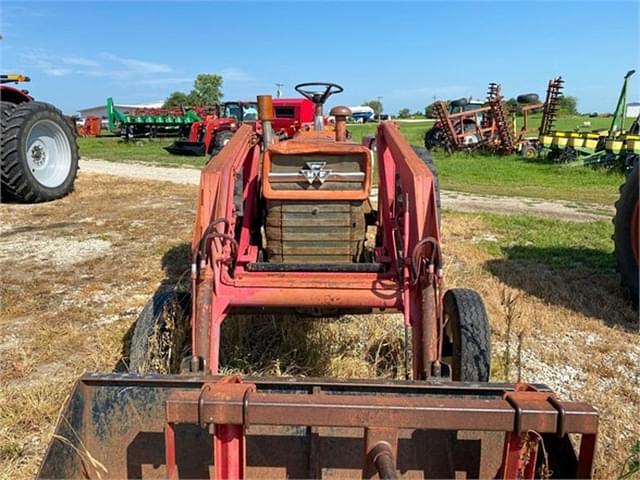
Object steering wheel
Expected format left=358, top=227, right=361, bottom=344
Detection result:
left=295, top=82, right=344, bottom=105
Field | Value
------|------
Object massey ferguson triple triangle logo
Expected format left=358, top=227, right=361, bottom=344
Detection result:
left=300, top=161, right=332, bottom=184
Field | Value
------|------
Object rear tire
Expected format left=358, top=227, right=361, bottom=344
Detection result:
left=129, top=290, right=191, bottom=373
left=411, top=146, right=441, bottom=214
left=614, top=160, right=639, bottom=307
left=1, top=101, right=78, bottom=202
left=442, top=289, right=491, bottom=382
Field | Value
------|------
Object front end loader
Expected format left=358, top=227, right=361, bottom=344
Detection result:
left=39, top=83, right=599, bottom=479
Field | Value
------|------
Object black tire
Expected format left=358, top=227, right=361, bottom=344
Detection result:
left=517, top=93, right=540, bottom=104
left=411, top=146, right=441, bottom=214
left=450, top=98, right=468, bottom=108
left=0, top=102, right=18, bottom=200
left=213, top=130, right=234, bottom=151
left=442, top=288, right=491, bottom=382
left=129, top=290, right=191, bottom=373
left=1, top=101, right=79, bottom=202
left=557, top=147, right=578, bottom=164
left=424, top=127, right=447, bottom=151
left=520, top=143, right=538, bottom=159
left=614, top=160, right=639, bottom=307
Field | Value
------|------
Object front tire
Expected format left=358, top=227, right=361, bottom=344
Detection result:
left=129, top=290, right=191, bottom=373
left=442, top=288, right=491, bottom=382
left=1, top=101, right=79, bottom=202
left=212, top=130, right=234, bottom=154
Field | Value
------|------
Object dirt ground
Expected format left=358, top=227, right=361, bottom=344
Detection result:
left=0, top=173, right=638, bottom=478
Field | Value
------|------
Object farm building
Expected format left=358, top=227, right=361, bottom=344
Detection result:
left=626, top=102, right=640, bottom=118
left=77, top=101, right=163, bottom=119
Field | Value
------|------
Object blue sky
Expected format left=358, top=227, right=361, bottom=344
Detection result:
left=1, top=1, right=638, bottom=115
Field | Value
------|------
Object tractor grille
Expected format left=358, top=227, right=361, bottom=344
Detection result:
left=267, top=154, right=366, bottom=191
left=265, top=201, right=366, bottom=263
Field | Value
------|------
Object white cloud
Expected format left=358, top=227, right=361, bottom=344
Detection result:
left=100, top=53, right=173, bottom=75
left=20, top=49, right=179, bottom=82
left=62, top=56, right=100, bottom=67
left=21, top=51, right=72, bottom=77
left=137, top=77, right=194, bottom=86
left=221, top=67, right=255, bottom=82
left=46, top=68, right=71, bottom=77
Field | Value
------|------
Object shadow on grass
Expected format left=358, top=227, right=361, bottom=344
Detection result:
left=485, top=245, right=637, bottom=331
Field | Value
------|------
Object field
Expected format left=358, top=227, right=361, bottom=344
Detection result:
left=0, top=173, right=638, bottom=478
left=78, top=113, right=625, bottom=205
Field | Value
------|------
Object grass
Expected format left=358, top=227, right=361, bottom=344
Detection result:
left=434, top=152, right=624, bottom=204
left=470, top=212, right=615, bottom=272
left=77, top=135, right=200, bottom=167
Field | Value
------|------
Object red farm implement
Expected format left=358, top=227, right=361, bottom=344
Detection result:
left=165, top=98, right=315, bottom=156
left=424, top=79, right=563, bottom=157
left=39, top=83, right=599, bottom=478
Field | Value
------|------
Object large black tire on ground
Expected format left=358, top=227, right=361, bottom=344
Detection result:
left=411, top=146, right=441, bottom=214
left=613, top=160, right=639, bottom=307
left=443, top=288, right=491, bottom=382
left=1, top=101, right=79, bottom=202
left=129, top=290, right=191, bottom=373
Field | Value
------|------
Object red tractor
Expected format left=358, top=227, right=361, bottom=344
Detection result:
left=0, top=74, right=79, bottom=202
left=166, top=98, right=314, bottom=156
left=39, top=83, right=599, bottom=479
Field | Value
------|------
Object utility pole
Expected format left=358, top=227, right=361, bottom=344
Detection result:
left=377, top=96, right=383, bottom=122
left=275, top=83, right=284, bottom=98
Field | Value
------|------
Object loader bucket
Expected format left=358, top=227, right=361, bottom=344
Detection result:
left=164, top=140, right=206, bottom=156
left=38, top=373, right=598, bottom=479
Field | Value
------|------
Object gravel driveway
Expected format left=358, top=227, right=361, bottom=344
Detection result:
left=80, top=158, right=614, bottom=222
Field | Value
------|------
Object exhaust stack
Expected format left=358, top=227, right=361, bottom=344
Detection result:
left=257, top=95, right=274, bottom=145
left=330, top=106, right=351, bottom=142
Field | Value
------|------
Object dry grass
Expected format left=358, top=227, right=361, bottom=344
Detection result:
left=0, top=174, right=638, bottom=478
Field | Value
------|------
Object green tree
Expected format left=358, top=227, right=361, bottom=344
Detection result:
left=425, top=103, right=435, bottom=118
left=506, top=98, right=518, bottom=111
left=191, top=74, right=224, bottom=105
left=558, top=96, right=578, bottom=115
left=163, top=91, right=195, bottom=108
left=362, top=99, right=383, bottom=116
left=163, top=74, right=224, bottom=107
left=398, top=108, right=411, bottom=119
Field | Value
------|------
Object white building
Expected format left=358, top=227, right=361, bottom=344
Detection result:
left=77, top=101, right=164, bottom=119
left=626, top=102, right=640, bottom=119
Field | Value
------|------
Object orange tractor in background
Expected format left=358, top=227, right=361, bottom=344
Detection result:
left=39, top=83, right=599, bottom=479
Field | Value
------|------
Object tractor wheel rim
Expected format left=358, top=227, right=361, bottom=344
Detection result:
left=632, top=200, right=639, bottom=264
left=26, top=119, right=72, bottom=188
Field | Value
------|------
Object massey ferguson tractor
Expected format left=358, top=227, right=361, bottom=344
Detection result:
left=39, top=83, right=599, bottom=479
left=0, top=74, right=79, bottom=202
